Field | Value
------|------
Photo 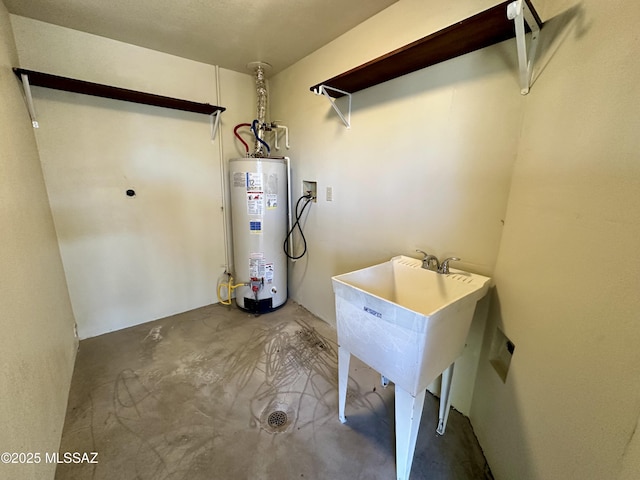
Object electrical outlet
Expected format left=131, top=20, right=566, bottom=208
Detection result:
left=302, top=180, right=317, bottom=202
left=326, top=186, right=333, bottom=202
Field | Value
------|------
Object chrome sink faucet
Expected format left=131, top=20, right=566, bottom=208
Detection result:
left=416, top=250, right=439, bottom=272
left=439, top=257, right=460, bottom=274
left=416, top=250, right=460, bottom=274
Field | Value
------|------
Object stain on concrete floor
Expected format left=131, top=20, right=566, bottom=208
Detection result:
left=56, top=301, right=493, bottom=480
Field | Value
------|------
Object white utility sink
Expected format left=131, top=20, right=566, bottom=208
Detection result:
left=332, top=255, right=490, bottom=480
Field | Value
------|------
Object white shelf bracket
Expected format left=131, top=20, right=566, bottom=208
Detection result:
left=313, top=85, right=351, bottom=128
left=507, top=0, right=541, bottom=95
left=19, top=73, right=39, bottom=128
left=209, top=109, right=221, bottom=142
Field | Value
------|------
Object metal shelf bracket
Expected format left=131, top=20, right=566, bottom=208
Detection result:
left=313, top=84, right=351, bottom=128
left=210, top=109, right=221, bottom=142
left=19, top=72, right=39, bottom=128
left=507, top=0, right=541, bottom=95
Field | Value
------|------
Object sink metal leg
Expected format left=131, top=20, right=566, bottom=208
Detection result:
left=436, top=362, right=455, bottom=435
left=395, top=386, right=426, bottom=480
left=338, top=346, right=350, bottom=424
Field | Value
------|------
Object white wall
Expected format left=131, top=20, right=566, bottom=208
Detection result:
left=0, top=2, right=77, bottom=478
left=11, top=16, right=256, bottom=338
left=269, top=0, right=525, bottom=414
left=471, top=0, right=640, bottom=479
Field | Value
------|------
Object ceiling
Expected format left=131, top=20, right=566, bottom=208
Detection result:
left=4, top=0, right=398, bottom=76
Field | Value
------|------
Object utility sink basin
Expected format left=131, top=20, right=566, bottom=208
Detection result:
left=332, top=255, right=490, bottom=480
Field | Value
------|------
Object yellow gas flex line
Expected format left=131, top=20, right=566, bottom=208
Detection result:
left=217, top=275, right=248, bottom=305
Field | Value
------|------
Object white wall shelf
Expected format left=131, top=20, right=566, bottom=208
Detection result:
left=13, top=68, right=226, bottom=131
left=309, top=0, right=543, bottom=122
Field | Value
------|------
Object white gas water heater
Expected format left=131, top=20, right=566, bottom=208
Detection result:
left=225, top=61, right=296, bottom=314
left=229, top=156, right=289, bottom=313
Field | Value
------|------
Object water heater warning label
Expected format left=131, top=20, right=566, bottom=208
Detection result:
left=249, top=257, right=274, bottom=284
left=232, top=172, right=246, bottom=187
left=264, top=263, right=274, bottom=283
left=249, top=256, right=265, bottom=277
left=232, top=172, right=264, bottom=191
left=246, top=172, right=263, bottom=191
left=247, top=193, right=264, bottom=215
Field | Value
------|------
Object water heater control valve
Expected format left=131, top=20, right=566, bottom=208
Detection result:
left=250, top=277, right=264, bottom=293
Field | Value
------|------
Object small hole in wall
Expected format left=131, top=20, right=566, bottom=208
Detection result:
left=126, top=189, right=136, bottom=197
left=489, top=327, right=515, bottom=383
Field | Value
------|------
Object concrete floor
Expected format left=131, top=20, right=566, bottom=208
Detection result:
left=56, top=301, right=493, bottom=480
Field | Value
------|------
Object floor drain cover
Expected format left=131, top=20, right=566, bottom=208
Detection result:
left=267, top=410, right=288, bottom=428
left=260, top=403, right=294, bottom=433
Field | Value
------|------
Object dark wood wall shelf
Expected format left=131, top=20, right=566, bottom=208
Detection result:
left=310, top=0, right=542, bottom=98
left=14, top=68, right=226, bottom=115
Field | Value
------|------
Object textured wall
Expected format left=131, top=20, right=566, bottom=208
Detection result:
left=0, top=1, right=77, bottom=478
left=471, top=0, right=640, bottom=479
left=11, top=16, right=255, bottom=338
